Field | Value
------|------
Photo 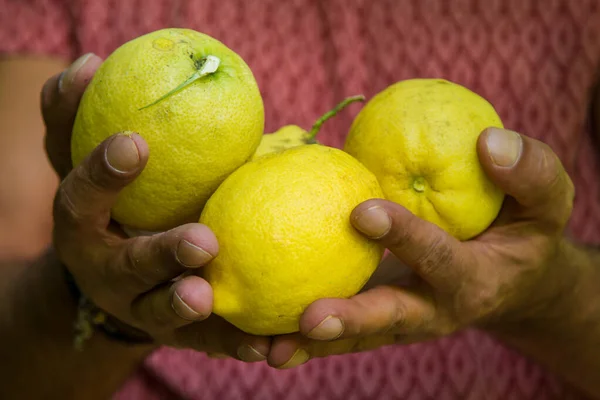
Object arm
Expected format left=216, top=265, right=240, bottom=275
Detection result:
left=0, top=55, right=270, bottom=399
left=489, top=241, right=600, bottom=396
left=495, top=81, right=600, bottom=394
left=0, top=251, right=152, bottom=399
left=0, top=56, right=152, bottom=399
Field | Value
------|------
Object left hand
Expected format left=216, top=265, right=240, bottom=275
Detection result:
left=267, top=127, right=576, bottom=369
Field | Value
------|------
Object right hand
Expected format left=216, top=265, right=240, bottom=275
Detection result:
left=42, top=53, right=270, bottom=361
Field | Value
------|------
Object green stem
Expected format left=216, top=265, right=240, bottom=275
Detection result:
left=138, top=55, right=221, bottom=111
left=306, top=95, right=366, bottom=141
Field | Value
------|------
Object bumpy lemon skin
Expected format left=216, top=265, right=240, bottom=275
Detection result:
left=344, top=79, right=505, bottom=241
left=71, top=28, right=264, bottom=231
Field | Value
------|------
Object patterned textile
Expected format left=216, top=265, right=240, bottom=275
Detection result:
left=2, top=0, right=599, bottom=398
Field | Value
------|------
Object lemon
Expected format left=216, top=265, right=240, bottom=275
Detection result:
left=344, top=79, right=504, bottom=240
left=71, top=28, right=264, bottom=231
left=251, top=125, right=309, bottom=160
left=200, top=145, right=385, bottom=335
left=251, top=95, right=365, bottom=160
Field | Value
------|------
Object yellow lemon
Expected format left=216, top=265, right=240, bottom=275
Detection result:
left=251, top=125, right=309, bottom=160
left=344, top=79, right=504, bottom=240
left=252, top=95, right=365, bottom=160
left=200, top=145, right=384, bottom=335
left=71, top=28, right=264, bottom=231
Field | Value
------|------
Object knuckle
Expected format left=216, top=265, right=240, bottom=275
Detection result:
left=558, top=175, right=575, bottom=225
left=82, top=159, right=116, bottom=194
left=132, top=293, right=172, bottom=333
left=384, top=293, right=409, bottom=334
left=122, top=240, right=156, bottom=289
left=538, top=154, right=574, bottom=230
left=389, top=307, right=408, bottom=333
left=433, top=323, right=456, bottom=337
left=386, top=218, right=414, bottom=250
left=74, top=150, right=124, bottom=195
left=53, top=183, right=83, bottom=227
left=537, top=149, right=564, bottom=196
left=413, top=235, right=455, bottom=279
left=453, top=280, right=500, bottom=324
left=148, top=294, right=172, bottom=329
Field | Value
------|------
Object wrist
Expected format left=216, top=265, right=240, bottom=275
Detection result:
left=1, top=249, right=154, bottom=398
left=62, top=258, right=155, bottom=348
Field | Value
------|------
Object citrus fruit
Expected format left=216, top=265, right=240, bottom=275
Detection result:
left=71, top=28, right=264, bottom=231
left=252, top=95, right=365, bottom=160
left=344, top=79, right=504, bottom=240
left=200, top=145, right=385, bottom=335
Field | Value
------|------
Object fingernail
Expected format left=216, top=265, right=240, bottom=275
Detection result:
left=353, top=206, right=391, bottom=239
left=237, top=344, right=267, bottom=362
left=58, top=53, right=95, bottom=93
left=279, top=348, right=310, bottom=369
left=176, top=240, right=213, bottom=268
left=486, top=128, right=523, bottom=167
left=307, top=316, right=344, bottom=340
left=172, top=290, right=205, bottom=321
left=106, top=134, right=140, bottom=173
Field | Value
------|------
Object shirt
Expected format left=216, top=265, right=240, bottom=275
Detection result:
left=2, top=0, right=600, bottom=398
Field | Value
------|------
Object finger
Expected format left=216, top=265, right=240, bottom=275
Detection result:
left=298, top=285, right=436, bottom=341
left=267, top=334, right=311, bottom=369
left=175, top=317, right=271, bottom=363
left=268, top=333, right=399, bottom=367
left=131, top=275, right=212, bottom=333
left=113, top=223, right=218, bottom=291
left=267, top=333, right=365, bottom=368
left=42, top=53, right=103, bottom=179
left=477, top=128, right=574, bottom=228
left=53, top=133, right=148, bottom=232
left=351, top=199, right=468, bottom=290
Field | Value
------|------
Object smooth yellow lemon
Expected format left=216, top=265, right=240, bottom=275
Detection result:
left=72, top=28, right=264, bottom=231
left=344, top=79, right=504, bottom=240
left=200, top=145, right=385, bottom=335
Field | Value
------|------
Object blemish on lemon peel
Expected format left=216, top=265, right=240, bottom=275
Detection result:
left=152, top=38, right=175, bottom=51
left=139, top=55, right=221, bottom=110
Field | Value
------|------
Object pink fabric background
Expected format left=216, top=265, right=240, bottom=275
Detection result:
left=2, top=0, right=600, bottom=398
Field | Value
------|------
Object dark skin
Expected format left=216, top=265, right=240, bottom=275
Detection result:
left=1, top=55, right=271, bottom=399
left=1, top=54, right=600, bottom=398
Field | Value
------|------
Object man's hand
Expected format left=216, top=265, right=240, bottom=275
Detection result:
left=43, top=54, right=269, bottom=361
left=268, top=127, right=578, bottom=368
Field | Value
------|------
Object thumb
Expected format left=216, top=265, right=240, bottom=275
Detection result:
left=53, top=133, right=148, bottom=233
left=477, top=127, right=574, bottom=228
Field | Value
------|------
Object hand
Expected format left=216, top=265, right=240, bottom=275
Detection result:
left=267, top=127, right=575, bottom=368
left=43, top=53, right=270, bottom=361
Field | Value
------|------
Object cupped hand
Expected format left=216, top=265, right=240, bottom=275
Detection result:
left=43, top=53, right=269, bottom=361
left=268, top=127, right=576, bottom=368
